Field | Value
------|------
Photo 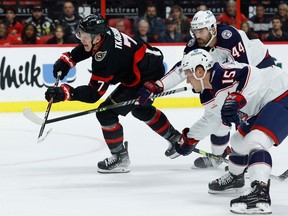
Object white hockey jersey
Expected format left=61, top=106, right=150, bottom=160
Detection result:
left=187, top=61, right=288, bottom=140
left=157, top=24, right=274, bottom=91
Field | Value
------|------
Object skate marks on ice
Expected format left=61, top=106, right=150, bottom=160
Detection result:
left=0, top=127, right=106, bottom=166
left=0, top=111, right=288, bottom=216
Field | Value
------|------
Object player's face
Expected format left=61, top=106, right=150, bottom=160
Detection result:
left=184, top=68, right=201, bottom=92
left=192, top=27, right=211, bottom=47
left=184, top=66, right=208, bottom=92
left=76, top=30, right=94, bottom=51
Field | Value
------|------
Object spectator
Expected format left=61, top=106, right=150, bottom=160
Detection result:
left=47, top=25, right=69, bottom=44
left=108, top=18, right=133, bottom=36
left=12, top=23, right=43, bottom=44
left=24, top=5, right=55, bottom=36
left=240, top=21, right=258, bottom=39
left=266, top=15, right=288, bottom=41
left=56, top=1, right=81, bottom=43
left=169, top=5, right=190, bottom=38
left=217, top=0, right=248, bottom=27
left=2, top=7, right=23, bottom=36
left=0, top=21, right=14, bottom=45
left=248, top=4, right=272, bottom=40
left=115, top=18, right=126, bottom=33
left=197, top=4, right=208, bottom=12
left=133, top=19, right=156, bottom=43
left=158, top=18, right=183, bottom=43
left=137, top=3, right=166, bottom=41
left=275, top=2, right=288, bottom=32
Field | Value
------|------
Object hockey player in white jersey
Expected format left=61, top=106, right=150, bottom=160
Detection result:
left=138, top=10, right=275, bottom=168
left=176, top=48, right=288, bottom=214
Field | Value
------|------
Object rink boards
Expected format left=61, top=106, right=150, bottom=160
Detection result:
left=0, top=43, right=286, bottom=112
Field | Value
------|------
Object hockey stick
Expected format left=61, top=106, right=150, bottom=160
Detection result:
left=24, top=86, right=191, bottom=125
left=37, top=72, right=62, bottom=143
left=193, top=147, right=288, bottom=182
left=193, top=147, right=229, bottom=163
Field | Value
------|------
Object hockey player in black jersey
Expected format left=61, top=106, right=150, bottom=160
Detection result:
left=44, top=14, right=181, bottom=173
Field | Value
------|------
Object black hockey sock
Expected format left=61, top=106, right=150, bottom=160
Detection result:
left=145, top=109, right=171, bottom=137
left=101, top=123, right=124, bottom=154
left=132, top=106, right=175, bottom=138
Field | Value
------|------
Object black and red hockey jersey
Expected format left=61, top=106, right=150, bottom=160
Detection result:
left=68, top=27, right=164, bottom=103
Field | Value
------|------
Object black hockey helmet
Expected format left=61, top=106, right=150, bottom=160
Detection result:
left=76, top=14, right=108, bottom=38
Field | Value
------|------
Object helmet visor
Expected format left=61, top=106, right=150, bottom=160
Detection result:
left=75, top=27, right=94, bottom=42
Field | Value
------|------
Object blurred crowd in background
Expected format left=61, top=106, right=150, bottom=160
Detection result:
left=1, top=0, right=288, bottom=45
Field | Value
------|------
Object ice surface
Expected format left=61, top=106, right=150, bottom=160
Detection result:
left=0, top=108, right=287, bottom=216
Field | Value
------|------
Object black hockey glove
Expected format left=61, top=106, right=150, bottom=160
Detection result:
left=53, top=52, right=76, bottom=80
left=175, top=128, right=199, bottom=156
left=45, top=84, right=73, bottom=103
left=137, top=81, right=163, bottom=106
left=221, top=92, right=247, bottom=127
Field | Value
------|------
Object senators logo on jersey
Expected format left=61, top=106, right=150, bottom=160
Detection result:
left=95, top=51, right=107, bottom=61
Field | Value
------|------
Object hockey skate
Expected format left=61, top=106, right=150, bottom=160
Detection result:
left=208, top=172, right=245, bottom=194
left=165, top=130, right=181, bottom=159
left=97, top=141, right=130, bottom=173
left=230, top=180, right=271, bottom=214
left=194, top=146, right=230, bottom=168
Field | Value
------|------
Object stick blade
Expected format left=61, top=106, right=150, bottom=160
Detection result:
left=278, top=169, right=288, bottom=182
left=23, top=107, right=44, bottom=125
left=37, top=128, right=53, bottom=143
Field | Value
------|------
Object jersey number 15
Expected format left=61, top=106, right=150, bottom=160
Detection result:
left=222, top=70, right=236, bottom=84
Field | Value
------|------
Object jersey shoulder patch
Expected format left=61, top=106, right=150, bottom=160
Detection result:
left=221, top=30, right=233, bottom=39
left=94, top=51, right=107, bottom=62
left=184, top=38, right=202, bottom=54
left=216, top=25, right=242, bottom=49
left=217, top=24, right=240, bottom=41
left=187, top=37, right=196, bottom=47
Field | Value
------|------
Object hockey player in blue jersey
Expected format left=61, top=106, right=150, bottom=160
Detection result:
left=176, top=48, right=288, bottom=214
left=138, top=10, right=275, bottom=168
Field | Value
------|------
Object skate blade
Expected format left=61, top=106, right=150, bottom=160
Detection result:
left=97, top=167, right=130, bottom=174
left=191, top=164, right=224, bottom=170
left=208, top=187, right=246, bottom=195
left=168, top=152, right=181, bottom=159
left=230, top=203, right=272, bottom=214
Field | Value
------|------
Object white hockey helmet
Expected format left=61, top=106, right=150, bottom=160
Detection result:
left=182, top=49, right=214, bottom=80
left=182, top=49, right=214, bottom=93
left=190, top=10, right=216, bottom=31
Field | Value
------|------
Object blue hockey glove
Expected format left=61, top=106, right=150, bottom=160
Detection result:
left=137, top=81, right=163, bottom=106
left=221, top=92, right=247, bottom=127
left=175, top=128, right=199, bottom=156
